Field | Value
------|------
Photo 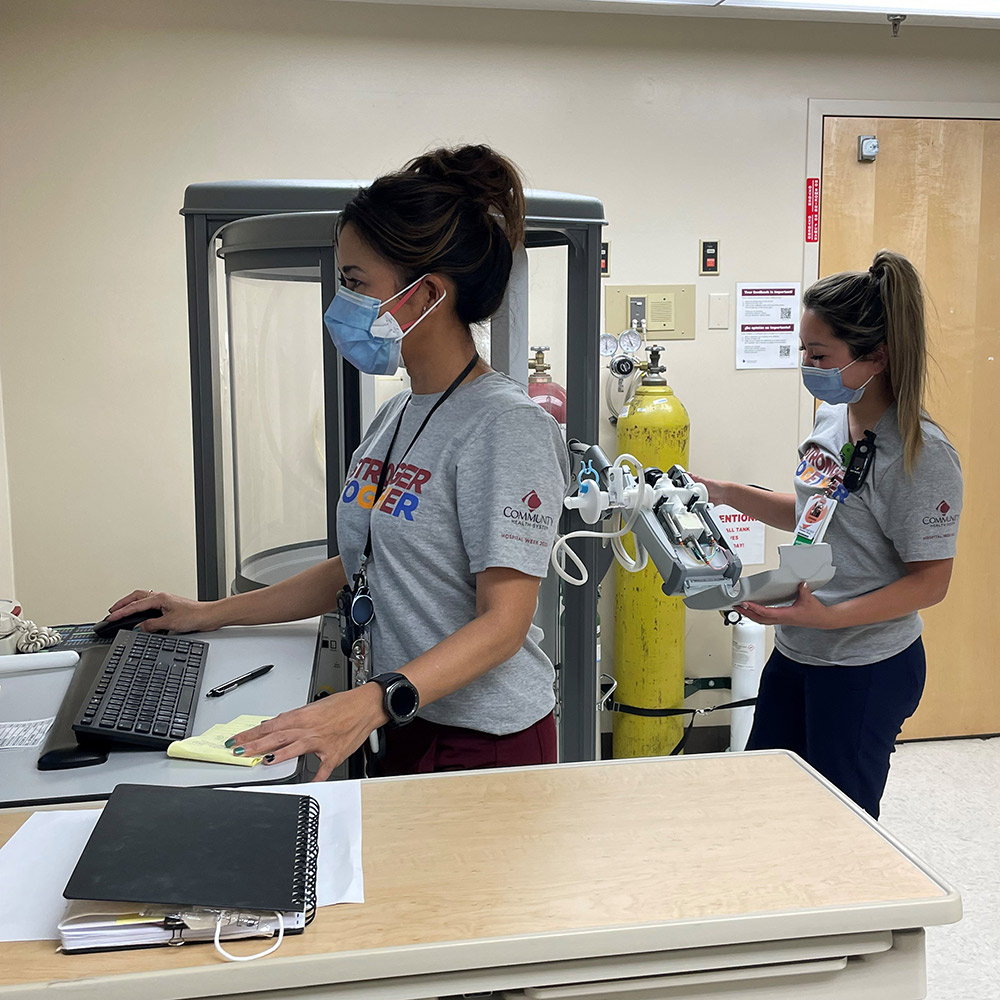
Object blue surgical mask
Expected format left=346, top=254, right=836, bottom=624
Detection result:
left=323, top=276, right=444, bottom=376
left=800, top=357, right=875, bottom=405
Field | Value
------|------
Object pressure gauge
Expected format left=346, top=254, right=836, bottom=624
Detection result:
left=619, top=327, right=643, bottom=354
left=609, top=355, right=638, bottom=379
left=599, top=333, right=619, bottom=357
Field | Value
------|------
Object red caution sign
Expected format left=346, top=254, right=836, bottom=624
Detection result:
left=805, top=178, right=820, bottom=243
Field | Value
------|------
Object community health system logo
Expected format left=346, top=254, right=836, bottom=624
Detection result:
left=502, top=490, right=553, bottom=529
left=922, top=499, right=958, bottom=527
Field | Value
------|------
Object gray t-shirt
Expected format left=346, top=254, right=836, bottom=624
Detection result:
left=775, top=401, right=962, bottom=667
left=337, top=371, right=570, bottom=734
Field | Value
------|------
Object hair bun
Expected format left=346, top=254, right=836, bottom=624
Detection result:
left=405, top=145, right=526, bottom=249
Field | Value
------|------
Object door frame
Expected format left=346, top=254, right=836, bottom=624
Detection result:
left=800, top=98, right=1000, bottom=441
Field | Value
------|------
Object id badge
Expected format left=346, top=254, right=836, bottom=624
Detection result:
left=793, top=494, right=838, bottom=546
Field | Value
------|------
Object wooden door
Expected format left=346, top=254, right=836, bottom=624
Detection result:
left=819, top=116, right=1000, bottom=739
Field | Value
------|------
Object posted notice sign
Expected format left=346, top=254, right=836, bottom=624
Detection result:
left=805, top=178, right=820, bottom=243
left=736, top=283, right=800, bottom=370
left=713, top=505, right=766, bottom=566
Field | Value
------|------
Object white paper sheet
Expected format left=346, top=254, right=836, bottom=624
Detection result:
left=0, top=717, right=55, bottom=750
left=239, top=781, right=364, bottom=905
left=0, top=810, right=101, bottom=941
left=736, top=283, right=801, bottom=370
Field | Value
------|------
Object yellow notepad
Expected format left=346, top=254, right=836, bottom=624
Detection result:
left=166, top=715, right=272, bottom=767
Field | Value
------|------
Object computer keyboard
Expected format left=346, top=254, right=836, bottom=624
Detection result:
left=72, top=631, right=208, bottom=750
left=49, top=623, right=114, bottom=651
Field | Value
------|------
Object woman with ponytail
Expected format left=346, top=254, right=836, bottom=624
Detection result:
left=107, top=146, right=569, bottom=779
left=694, top=250, right=962, bottom=817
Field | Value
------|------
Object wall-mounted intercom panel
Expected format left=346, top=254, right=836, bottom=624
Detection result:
left=604, top=284, right=695, bottom=341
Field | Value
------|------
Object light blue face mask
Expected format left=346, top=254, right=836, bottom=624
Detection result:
left=323, top=276, right=444, bottom=376
left=800, top=357, right=875, bottom=405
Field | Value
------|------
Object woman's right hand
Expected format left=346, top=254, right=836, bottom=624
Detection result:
left=689, top=473, right=729, bottom=506
left=104, top=590, right=218, bottom=634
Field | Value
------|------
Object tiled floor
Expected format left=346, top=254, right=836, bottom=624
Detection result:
left=878, top=737, right=1000, bottom=1000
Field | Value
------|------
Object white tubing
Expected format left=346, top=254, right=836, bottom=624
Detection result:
left=551, top=455, right=646, bottom=586
left=213, top=911, right=284, bottom=963
left=605, top=367, right=642, bottom=422
left=608, top=454, right=648, bottom=575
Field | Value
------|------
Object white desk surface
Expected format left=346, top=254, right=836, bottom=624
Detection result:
left=0, top=751, right=961, bottom=1000
left=0, top=620, right=321, bottom=809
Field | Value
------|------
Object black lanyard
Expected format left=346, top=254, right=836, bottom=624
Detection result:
left=360, top=353, right=479, bottom=569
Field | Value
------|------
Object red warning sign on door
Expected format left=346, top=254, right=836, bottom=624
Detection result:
left=805, top=178, right=820, bottom=243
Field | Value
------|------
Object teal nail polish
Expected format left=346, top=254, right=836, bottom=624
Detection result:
left=224, top=739, right=235, bottom=748
left=233, top=746, right=245, bottom=756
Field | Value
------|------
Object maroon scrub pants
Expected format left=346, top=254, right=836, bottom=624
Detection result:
left=366, top=711, right=557, bottom=776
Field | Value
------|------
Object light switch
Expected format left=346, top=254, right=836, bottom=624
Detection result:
left=700, top=240, right=720, bottom=275
left=708, top=292, right=730, bottom=330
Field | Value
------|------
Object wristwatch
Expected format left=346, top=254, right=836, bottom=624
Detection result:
left=370, top=672, right=419, bottom=726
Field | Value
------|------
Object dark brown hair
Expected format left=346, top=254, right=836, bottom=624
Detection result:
left=803, top=249, right=928, bottom=473
left=339, top=145, right=526, bottom=327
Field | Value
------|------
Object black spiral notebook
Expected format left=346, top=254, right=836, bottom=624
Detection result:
left=64, top=783, right=320, bottom=919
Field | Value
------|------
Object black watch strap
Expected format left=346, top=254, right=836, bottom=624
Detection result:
left=371, top=672, right=419, bottom=727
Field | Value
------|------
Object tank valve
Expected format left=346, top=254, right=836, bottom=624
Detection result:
left=529, top=346, right=551, bottom=379
left=640, top=345, right=668, bottom=386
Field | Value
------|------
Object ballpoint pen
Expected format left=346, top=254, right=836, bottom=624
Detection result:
left=205, top=664, right=274, bottom=698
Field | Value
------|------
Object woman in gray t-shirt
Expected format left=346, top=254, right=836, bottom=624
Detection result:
left=106, top=146, right=569, bottom=779
left=695, top=250, right=962, bottom=818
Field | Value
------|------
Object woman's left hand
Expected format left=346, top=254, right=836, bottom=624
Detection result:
left=229, top=685, right=389, bottom=782
left=735, top=582, right=837, bottom=629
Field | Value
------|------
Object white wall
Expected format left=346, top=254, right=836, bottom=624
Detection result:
left=0, top=368, right=13, bottom=599
left=0, top=1, right=997, bottom=681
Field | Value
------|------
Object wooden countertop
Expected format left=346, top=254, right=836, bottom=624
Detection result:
left=0, top=751, right=959, bottom=995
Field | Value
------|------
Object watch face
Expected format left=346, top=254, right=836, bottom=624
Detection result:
left=387, top=679, right=419, bottom=721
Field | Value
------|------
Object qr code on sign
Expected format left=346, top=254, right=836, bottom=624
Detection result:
left=779, top=344, right=791, bottom=358
left=780, top=307, right=792, bottom=320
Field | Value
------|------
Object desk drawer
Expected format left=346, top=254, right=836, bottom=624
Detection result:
left=172, top=930, right=923, bottom=1000
left=498, top=929, right=924, bottom=1000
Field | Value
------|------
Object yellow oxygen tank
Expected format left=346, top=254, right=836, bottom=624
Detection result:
left=614, top=345, right=689, bottom=758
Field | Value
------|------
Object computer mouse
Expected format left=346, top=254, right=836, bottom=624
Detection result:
left=92, top=608, right=164, bottom=639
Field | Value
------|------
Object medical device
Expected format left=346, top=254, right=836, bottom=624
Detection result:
left=843, top=429, right=877, bottom=493
left=552, top=441, right=836, bottom=611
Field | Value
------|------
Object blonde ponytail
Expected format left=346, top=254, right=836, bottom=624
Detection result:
left=870, top=250, right=927, bottom=474
left=803, top=249, right=929, bottom=473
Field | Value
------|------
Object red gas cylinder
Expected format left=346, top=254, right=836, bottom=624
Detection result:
left=528, top=346, right=567, bottom=427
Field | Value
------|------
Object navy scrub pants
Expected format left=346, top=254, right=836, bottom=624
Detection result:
left=745, top=638, right=926, bottom=819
